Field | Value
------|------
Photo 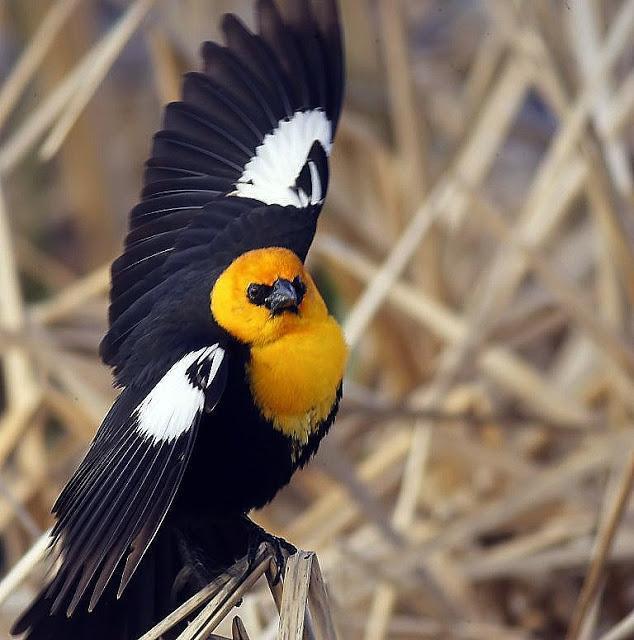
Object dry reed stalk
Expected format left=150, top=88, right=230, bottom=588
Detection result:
left=0, top=181, right=42, bottom=502
left=566, top=452, right=634, bottom=640
left=305, top=556, right=337, bottom=640
left=288, top=429, right=412, bottom=546
left=45, top=350, right=111, bottom=422
left=364, top=319, right=496, bottom=636
left=600, top=606, right=634, bottom=640
left=315, top=442, right=404, bottom=547
left=39, top=0, right=158, bottom=160
left=140, top=547, right=337, bottom=640
left=29, top=263, right=110, bottom=325
left=42, top=386, right=97, bottom=442
left=462, top=33, right=505, bottom=124
left=601, top=71, right=634, bottom=140
left=174, top=555, right=274, bottom=640
left=363, top=426, right=437, bottom=640
left=0, top=182, right=39, bottom=409
left=584, top=142, right=634, bottom=307
left=524, top=26, right=634, bottom=308
left=356, top=133, right=624, bottom=631
left=0, top=0, right=82, bottom=130
left=460, top=513, right=595, bottom=580
left=343, top=53, right=530, bottom=347
left=278, top=552, right=315, bottom=640
left=512, top=20, right=634, bottom=419
left=520, top=0, right=634, bottom=213
left=139, top=549, right=271, bottom=640
left=0, top=473, right=40, bottom=540
left=146, top=25, right=183, bottom=104
left=0, top=35, right=99, bottom=175
left=567, top=0, right=633, bottom=197
left=395, top=432, right=634, bottom=566
left=377, top=0, right=428, bottom=198
left=14, top=236, right=77, bottom=290
left=468, top=531, right=634, bottom=579
left=441, top=116, right=591, bottom=419
left=0, top=472, right=46, bottom=535
left=378, top=0, right=447, bottom=340
left=316, top=235, right=592, bottom=426
left=467, top=186, right=634, bottom=378
left=0, top=530, right=50, bottom=607
left=278, top=551, right=338, bottom=640
left=0, top=0, right=154, bottom=175
left=346, top=613, right=531, bottom=640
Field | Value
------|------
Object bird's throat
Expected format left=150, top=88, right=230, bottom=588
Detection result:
left=247, top=316, right=347, bottom=443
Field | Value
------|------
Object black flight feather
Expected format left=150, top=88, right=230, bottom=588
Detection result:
left=37, top=347, right=228, bottom=619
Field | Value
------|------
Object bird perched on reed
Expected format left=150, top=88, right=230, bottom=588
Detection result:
left=13, top=0, right=345, bottom=637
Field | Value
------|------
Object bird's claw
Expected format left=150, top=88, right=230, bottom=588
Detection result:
left=245, top=524, right=296, bottom=585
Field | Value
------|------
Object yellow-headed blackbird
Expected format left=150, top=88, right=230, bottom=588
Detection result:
left=13, top=0, right=346, bottom=637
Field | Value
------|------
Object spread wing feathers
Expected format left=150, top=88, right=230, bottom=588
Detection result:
left=166, top=201, right=320, bottom=277
left=102, top=0, right=343, bottom=371
left=43, top=346, right=227, bottom=617
left=100, top=198, right=262, bottom=372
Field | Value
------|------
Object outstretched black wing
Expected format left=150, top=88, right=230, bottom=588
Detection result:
left=22, top=345, right=228, bottom=620
left=101, top=0, right=344, bottom=376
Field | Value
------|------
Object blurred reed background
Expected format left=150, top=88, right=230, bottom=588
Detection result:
left=0, top=0, right=634, bottom=638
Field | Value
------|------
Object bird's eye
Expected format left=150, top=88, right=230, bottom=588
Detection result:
left=246, top=283, right=268, bottom=305
left=292, top=276, right=306, bottom=304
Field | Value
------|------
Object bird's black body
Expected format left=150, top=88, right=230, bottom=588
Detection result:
left=176, top=344, right=343, bottom=516
left=14, top=0, right=345, bottom=637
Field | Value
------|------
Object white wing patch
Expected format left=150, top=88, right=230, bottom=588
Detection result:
left=232, top=109, right=332, bottom=207
left=134, top=345, right=225, bottom=443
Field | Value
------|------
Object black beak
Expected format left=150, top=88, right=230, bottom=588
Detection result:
left=265, top=279, right=298, bottom=314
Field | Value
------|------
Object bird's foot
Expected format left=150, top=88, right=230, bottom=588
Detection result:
left=243, top=519, right=296, bottom=585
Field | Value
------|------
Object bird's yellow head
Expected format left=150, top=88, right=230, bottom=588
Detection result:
left=211, top=247, right=329, bottom=346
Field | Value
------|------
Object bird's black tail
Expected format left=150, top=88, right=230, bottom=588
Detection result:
left=12, top=516, right=253, bottom=640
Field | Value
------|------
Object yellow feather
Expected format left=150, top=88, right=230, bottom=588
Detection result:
left=248, top=315, right=347, bottom=441
left=211, top=248, right=348, bottom=440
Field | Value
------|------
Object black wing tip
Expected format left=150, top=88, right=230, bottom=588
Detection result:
left=98, top=335, right=113, bottom=367
left=220, top=11, right=245, bottom=34
left=11, top=615, right=28, bottom=636
left=200, top=38, right=222, bottom=61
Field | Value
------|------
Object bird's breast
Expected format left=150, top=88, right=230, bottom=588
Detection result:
left=247, top=316, right=347, bottom=444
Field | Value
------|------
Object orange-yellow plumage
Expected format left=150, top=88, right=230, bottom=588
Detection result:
left=211, top=247, right=347, bottom=441
left=248, top=315, right=346, bottom=442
